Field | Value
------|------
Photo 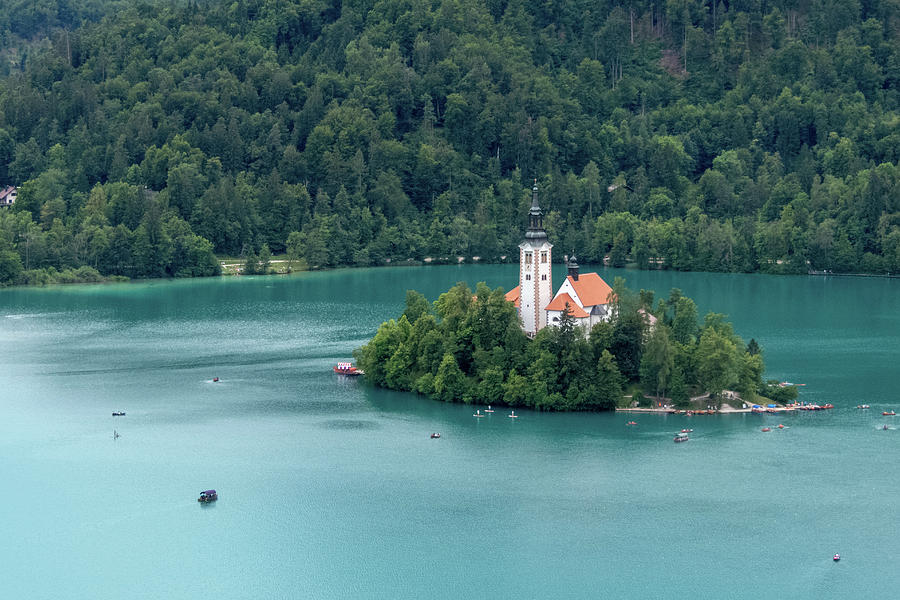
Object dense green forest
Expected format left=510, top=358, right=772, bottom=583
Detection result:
left=355, top=280, right=775, bottom=410
left=1, top=0, right=900, bottom=285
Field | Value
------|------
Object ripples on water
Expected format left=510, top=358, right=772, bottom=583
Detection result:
left=1, top=267, right=899, bottom=599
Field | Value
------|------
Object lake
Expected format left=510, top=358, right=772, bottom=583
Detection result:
left=2, top=264, right=899, bottom=599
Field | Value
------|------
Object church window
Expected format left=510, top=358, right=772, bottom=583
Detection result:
left=541, top=274, right=547, bottom=280
left=525, top=252, right=532, bottom=265
left=526, top=274, right=531, bottom=280
left=541, top=252, right=547, bottom=263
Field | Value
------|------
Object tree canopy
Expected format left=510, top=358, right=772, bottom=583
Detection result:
left=2, top=1, right=900, bottom=285
left=356, top=280, right=766, bottom=410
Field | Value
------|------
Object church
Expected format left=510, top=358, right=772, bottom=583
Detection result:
left=504, top=182, right=615, bottom=336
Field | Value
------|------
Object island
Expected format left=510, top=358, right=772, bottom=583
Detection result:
left=357, top=185, right=790, bottom=412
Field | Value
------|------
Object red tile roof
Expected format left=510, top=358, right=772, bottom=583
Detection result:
left=505, top=285, right=520, bottom=308
left=568, top=273, right=613, bottom=307
left=544, top=293, right=589, bottom=318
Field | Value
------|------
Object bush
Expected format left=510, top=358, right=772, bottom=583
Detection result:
left=759, top=380, right=800, bottom=404
left=633, top=390, right=649, bottom=407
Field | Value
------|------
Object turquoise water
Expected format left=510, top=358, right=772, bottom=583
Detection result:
left=2, top=265, right=899, bottom=599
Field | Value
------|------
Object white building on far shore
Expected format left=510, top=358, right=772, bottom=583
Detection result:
left=0, top=186, right=16, bottom=207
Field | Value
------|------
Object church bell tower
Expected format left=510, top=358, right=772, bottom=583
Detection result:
left=518, top=181, right=553, bottom=335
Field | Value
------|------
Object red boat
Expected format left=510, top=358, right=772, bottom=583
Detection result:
left=334, top=362, right=362, bottom=376
left=883, top=411, right=896, bottom=416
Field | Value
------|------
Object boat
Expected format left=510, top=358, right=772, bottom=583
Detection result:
left=626, top=421, right=637, bottom=426
left=112, top=411, right=126, bottom=416
left=430, top=433, right=441, bottom=439
left=883, top=411, right=896, bottom=416
left=198, top=490, right=218, bottom=503
left=777, top=424, right=785, bottom=429
left=334, top=362, right=362, bottom=376
left=680, top=428, right=693, bottom=433
left=833, top=554, right=840, bottom=562
left=509, top=411, right=518, bottom=418
left=857, top=404, right=870, bottom=409
left=212, top=377, right=219, bottom=382
left=484, top=405, right=494, bottom=413
left=674, top=432, right=689, bottom=443
left=761, top=427, right=771, bottom=432
left=473, top=410, right=484, bottom=417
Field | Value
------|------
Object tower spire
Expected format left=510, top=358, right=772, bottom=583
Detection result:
left=526, top=179, right=546, bottom=241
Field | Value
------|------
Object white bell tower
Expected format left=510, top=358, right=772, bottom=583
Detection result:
left=518, top=181, right=553, bottom=336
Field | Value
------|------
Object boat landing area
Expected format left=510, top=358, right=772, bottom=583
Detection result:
left=617, top=402, right=829, bottom=415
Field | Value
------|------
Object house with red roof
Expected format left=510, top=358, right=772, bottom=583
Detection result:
left=0, top=186, right=16, bottom=208
left=545, top=256, right=614, bottom=329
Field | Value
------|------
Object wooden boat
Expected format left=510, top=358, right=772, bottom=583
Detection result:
left=761, top=427, right=771, bottom=432
left=674, top=432, right=689, bottom=443
left=430, top=433, right=441, bottom=439
left=198, top=490, right=218, bottom=503
left=333, top=362, right=362, bottom=376
left=883, top=411, right=896, bottom=416
left=112, top=411, right=126, bottom=416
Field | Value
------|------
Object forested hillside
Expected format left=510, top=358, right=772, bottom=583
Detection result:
left=1, top=0, right=899, bottom=284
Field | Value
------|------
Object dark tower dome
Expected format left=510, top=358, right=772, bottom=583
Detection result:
left=567, top=254, right=580, bottom=281
left=526, top=180, right=547, bottom=241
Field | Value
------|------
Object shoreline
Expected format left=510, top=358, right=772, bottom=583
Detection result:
left=616, top=403, right=813, bottom=415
